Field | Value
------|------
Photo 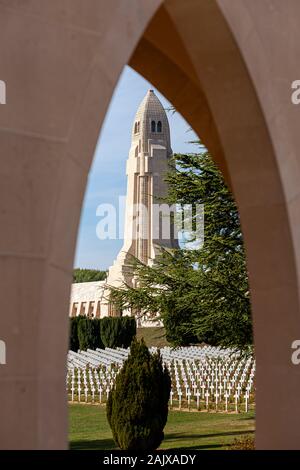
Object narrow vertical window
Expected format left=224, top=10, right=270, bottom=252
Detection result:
left=157, top=121, right=162, bottom=132
left=151, top=120, right=156, bottom=132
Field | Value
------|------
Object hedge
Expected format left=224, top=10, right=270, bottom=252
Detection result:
left=69, top=316, right=136, bottom=351
left=100, top=316, right=136, bottom=349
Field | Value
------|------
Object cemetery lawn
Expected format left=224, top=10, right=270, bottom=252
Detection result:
left=69, top=404, right=255, bottom=450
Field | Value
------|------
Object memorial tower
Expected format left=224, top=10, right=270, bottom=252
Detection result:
left=106, top=89, right=178, bottom=293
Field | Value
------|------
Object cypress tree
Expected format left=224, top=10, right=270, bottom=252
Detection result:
left=77, top=317, right=89, bottom=351
left=93, top=318, right=104, bottom=349
left=70, top=316, right=136, bottom=352
left=77, top=317, right=103, bottom=351
left=69, top=316, right=80, bottom=352
left=120, top=316, right=137, bottom=348
left=100, top=317, right=120, bottom=348
left=106, top=338, right=171, bottom=451
left=100, top=317, right=136, bottom=348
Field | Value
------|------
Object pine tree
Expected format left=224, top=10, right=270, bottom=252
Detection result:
left=106, top=338, right=171, bottom=451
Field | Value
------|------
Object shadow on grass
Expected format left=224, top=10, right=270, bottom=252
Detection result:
left=70, top=438, right=116, bottom=450
left=70, top=430, right=254, bottom=451
left=164, top=429, right=254, bottom=441
left=239, top=416, right=256, bottom=421
left=165, top=443, right=223, bottom=450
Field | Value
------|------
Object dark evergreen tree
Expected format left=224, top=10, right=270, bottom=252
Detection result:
left=77, top=316, right=103, bottom=351
left=69, top=316, right=82, bottom=352
left=120, top=316, right=137, bottom=348
left=69, top=316, right=135, bottom=352
left=107, top=338, right=171, bottom=451
left=92, top=318, right=103, bottom=349
left=100, top=316, right=136, bottom=349
left=100, top=317, right=122, bottom=349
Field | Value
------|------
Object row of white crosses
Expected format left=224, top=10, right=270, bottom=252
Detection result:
left=67, top=363, right=123, bottom=403
left=167, top=353, right=255, bottom=412
left=67, top=346, right=255, bottom=413
left=67, top=348, right=127, bottom=403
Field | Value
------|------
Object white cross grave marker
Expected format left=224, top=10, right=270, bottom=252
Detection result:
left=234, top=391, right=239, bottom=413
left=196, top=390, right=200, bottom=410
left=205, top=390, right=210, bottom=411
left=224, top=391, right=229, bottom=412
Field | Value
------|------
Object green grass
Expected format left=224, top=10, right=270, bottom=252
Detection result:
left=69, top=404, right=255, bottom=450
left=136, top=327, right=170, bottom=348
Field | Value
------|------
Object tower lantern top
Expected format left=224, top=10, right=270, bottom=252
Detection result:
left=132, top=89, right=171, bottom=154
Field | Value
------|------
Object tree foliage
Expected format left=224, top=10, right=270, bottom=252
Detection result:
left=100, top=316, right=136, bottom=349
left=69, top=315, right=81, bottom=352
left=69, top=316, right=136, bottom=351
left=107, top=338, right=171, bottom=451
left=73, top=268, right=107, bottom=283
left=110, top=150, right=252, bottom=351
left=77, top=316, right=103, bottom=351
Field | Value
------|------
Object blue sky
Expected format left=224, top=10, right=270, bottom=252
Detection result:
left=74, top=66, right=198, bottom=270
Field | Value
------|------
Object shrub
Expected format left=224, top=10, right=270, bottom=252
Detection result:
left=100, top=317, right=122, bottom=348
left=106, top=338, right=171, bottom=451
left=77, top=316, right=103, bottom=351
left=69, top=316, right=83, bottom=352
left=229, top=435, right=255, bottom=450
left=120, top=316, right=137, bottom=348
left=100, top=316, right=136, bottom=348
left=69, top=316, right=136, bottom=352
left=92, top=318, right=103, bottom=349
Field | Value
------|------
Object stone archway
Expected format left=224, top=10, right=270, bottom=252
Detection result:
left=0, top=0, right=299, bottom=449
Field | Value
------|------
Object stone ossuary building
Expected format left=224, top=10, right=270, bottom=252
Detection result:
left=70, top=89, right=178, bottom=323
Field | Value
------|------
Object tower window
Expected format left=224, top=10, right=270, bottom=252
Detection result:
left=134, top=122, right=140, bottom=134
left=151, top=120, right=156, bottom=132
left=157, top=121, right=162, bottom=132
